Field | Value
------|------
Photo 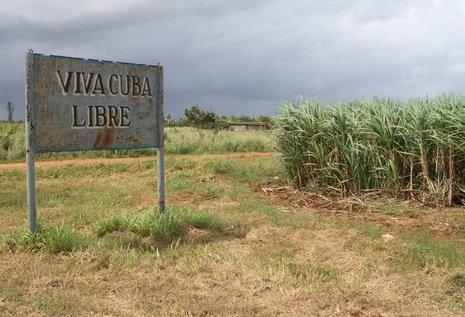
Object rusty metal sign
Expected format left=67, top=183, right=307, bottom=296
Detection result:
left=29, top=54, right=163, bottom=152
left=25, top=52, right=165, bottom=232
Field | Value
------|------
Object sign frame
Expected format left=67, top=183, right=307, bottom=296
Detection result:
left=25, top=51, right=165, bottom=232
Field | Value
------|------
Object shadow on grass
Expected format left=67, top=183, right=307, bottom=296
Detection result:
left=100, top=226, right=247, bottom=252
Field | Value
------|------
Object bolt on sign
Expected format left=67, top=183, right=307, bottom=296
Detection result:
left=25, top=52, right=165, bottom=231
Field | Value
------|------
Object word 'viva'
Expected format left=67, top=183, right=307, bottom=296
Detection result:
left=56, top=71, right=152, bottom=97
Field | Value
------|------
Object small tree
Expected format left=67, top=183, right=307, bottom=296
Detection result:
left=184, top=105, right=219, bottom=129
left=7, top=101, right=14, bottom=122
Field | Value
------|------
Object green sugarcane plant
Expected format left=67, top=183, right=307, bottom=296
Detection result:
left=274, top=95, right=465, bottom=206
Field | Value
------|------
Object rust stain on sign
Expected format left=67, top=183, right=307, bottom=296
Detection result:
left=94, top=128, right=114, bottom=149
left=29, top=54, right=163, bottom=153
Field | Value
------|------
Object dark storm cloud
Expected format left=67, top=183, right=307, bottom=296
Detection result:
left=1, top=0, right=465, bottom=120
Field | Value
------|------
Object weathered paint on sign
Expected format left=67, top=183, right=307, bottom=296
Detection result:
left=30, top=54, right=163, bottom=152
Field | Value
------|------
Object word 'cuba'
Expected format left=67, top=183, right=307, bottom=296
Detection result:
left=56, top=71, right=152, bottom=97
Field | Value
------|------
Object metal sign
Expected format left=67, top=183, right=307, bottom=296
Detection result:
left=25, top=51, right=165, bottom=232
left=29, top=54, right=162, bottom=152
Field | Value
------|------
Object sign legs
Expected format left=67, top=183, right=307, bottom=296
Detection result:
left=26, top=146, right=37, bottom=232
left=25, top=51, right=37, bottom=232
left=157, top=147, right=165, bottom=214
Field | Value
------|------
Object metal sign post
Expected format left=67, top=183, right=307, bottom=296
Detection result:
left=25, top=51, right=37, bottom=232
left=157, top=65, right=165, bottom=214
left=25, top=52, right=164, bottom=231
left=157, top=147, right=165, bottom=214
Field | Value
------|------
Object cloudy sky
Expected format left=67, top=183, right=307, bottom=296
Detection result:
left=0, top=0, right=464, bottom=120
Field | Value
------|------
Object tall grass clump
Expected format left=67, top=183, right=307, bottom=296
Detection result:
left=274, top=95, right=465, bottom=206
left=5, top=223, right=84, bottom=253
left=94, top=207, right=233, bottom=244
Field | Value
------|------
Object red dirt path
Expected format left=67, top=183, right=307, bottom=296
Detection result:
left=0, top=152, right=274, bottom=170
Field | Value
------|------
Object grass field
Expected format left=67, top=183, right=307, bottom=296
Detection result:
left=0, top=122, right=272, bottom=162
left=2, top=154, right=465, bottom=316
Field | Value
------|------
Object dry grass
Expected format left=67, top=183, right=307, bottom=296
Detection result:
left=1, top=155, right=465, bottom=316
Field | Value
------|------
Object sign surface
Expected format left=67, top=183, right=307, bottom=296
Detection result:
left=30, top=54, right=163, bottom=152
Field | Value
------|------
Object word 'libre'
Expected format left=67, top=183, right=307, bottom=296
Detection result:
left=56, top=71, right=152, bottom=97
left=72, top=105, right=131, bottom=128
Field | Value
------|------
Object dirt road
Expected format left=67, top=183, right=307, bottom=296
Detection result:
left=0, top=152, right=274, bottom=170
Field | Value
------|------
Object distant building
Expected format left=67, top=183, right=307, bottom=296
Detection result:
left=227, top=122, right=270, bottom=131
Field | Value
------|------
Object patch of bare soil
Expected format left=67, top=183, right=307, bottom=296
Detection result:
left=0, top=152, right=274, bottom=170
left=259, top=180, right=465, bottom=238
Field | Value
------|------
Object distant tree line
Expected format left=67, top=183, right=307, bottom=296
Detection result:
left=165, top=105, right=272, bottom=129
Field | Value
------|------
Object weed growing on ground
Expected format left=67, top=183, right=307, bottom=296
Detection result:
left=287, top=262, right=337, bottom=282
left=5, top=223, right=85, bottom=253
left=94, top=206, right=233, bottom=246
